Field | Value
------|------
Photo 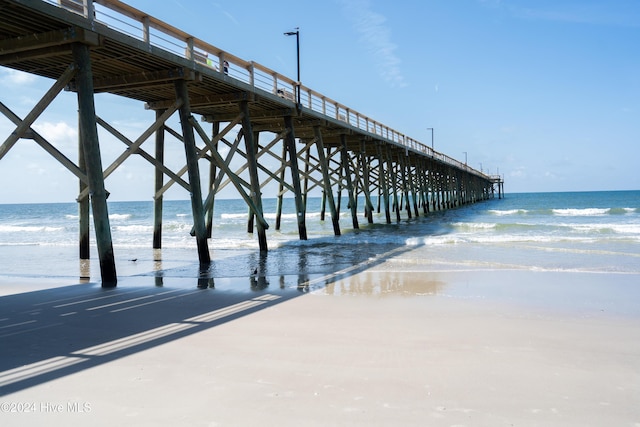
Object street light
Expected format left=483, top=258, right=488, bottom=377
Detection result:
left=463, top=151, right=467, bottom=166
left=426, top=127, right=434, bottom=151
left=284, top=27, right=300, bottom=105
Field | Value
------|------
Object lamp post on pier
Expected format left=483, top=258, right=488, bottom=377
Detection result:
left=284, top=27, right=300, bottom=105
left=426, top=127, right=434, bottom=152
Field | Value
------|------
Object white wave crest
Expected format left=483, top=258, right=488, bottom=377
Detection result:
left=452, top=222, right=497, bottom=230
left=488, top=209, right=527, bottom=216
left=0, top=225, right=64, bottom=233
left=553, top=208, right=608, bottom=217
left=220, top=213, right=248, bottom=220
left=113, top=225, right=154, bottom=233
left=109, top=213, right=132, bottom=220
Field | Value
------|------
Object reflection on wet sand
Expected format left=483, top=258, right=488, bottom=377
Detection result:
left=323, top=271, right=447, bottom=296
left=142, top=245, right=421, bottom=293
left=79, top=259, right=91, bottom=283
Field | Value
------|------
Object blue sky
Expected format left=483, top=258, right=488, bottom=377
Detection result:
left=1, top=0, right=639, bottom=203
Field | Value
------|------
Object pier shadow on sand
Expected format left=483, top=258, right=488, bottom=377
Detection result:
left=0, top=242, right=413, bottom=396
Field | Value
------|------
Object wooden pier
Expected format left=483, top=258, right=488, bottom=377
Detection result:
left=0, top=0, right=504, bottom=287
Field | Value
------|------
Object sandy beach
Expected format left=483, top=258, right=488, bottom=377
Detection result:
left=1, top=268, right=639, bottom=427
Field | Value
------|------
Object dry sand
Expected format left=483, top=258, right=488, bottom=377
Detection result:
left=1, top=269, right=640, bottom=426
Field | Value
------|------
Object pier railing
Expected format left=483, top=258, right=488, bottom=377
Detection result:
left=50, top=0, right=488, bottom=179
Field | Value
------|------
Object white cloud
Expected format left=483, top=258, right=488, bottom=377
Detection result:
left=340, top=0, right=406, bottom=88
left=0, top=69, right=37, bottom=86
left=32, top=121, right=77, bottom=149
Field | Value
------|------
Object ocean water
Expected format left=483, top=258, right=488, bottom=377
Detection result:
left=0, top=191, right=639, bottom=283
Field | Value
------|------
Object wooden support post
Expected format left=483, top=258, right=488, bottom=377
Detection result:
left=283, top=115, right=308, bottom=240
left=247, top=130, right=259, bottom=234
left=153, top=109, right=166, bottom=249
left=174, top=79, right=211, bottom=265
left=320, top=190, right=327, bottom=221
left=78, top=124, right=90, bottom=259
left=72, top=43, right=117, bottom=287
left=387, top=148, right=401, bottom=222
left=448, top=170, right=454, bottom=208
left=452, top=174, right=458, bottom=207
left=340, top=134, right=359, bottom=230
left=442, top=174, right=447, bottom=209
left=314, top=126, right=340, bottom=236
left=430, top=168, right=436, bottom=211
left=205, top=121, right=220, bottom=238
left=376, top=143, right=391, bottom=224
left=240, top=101, right=268, bottom=251
left=419, top=159, right=429, bottom=214
left=441, top=169, right=447, bottom=210
left=452, top=173, right=459, bottom=207
left=409, top=158, right=420, bottom=217
left=360, top=141, right=374, bottom=224
left=275, top=140, right=286, bottom=231
left=303, top=146, right=311, bottom=213
left=434, top=170, right=439, bottom=210
left=399, top=153, right=412, bottom=219
left=444, top=173, right=450, bottom=209
left=352, top=153, right=360, bottom=214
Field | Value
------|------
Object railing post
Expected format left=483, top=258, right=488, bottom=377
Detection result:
left=84, top=0, right=95, bottom=27
left=218, top=52, right=226, bottom=75
left=142, top=15, right=151, bottom=46
left=248, top=61, right=255, bottom=88
left=186, top=37, right=195, bottom=62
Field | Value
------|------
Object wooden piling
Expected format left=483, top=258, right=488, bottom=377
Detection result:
left=340, top=134, right=359, bottom=230
left=408, top=157, right=420, bottom=217
left=78, top=119, right=90, bottom=260
left=275, top=139, right=286, bottom=231
left=153, top=109, right=165, bottom=249
left=205, top=121, right=220, bottom=238
left=283, top=115, right=308, bottom=240
left=376, top=143, right=392, bottom=224
left=174, top=79, right=211, bottom=265
left=246, top=131, right=260, bottom=234
left=314, top=126, right=340, bottom=236
left=360, top=141, right=374, bottom=224
left=386, top=147, right=401, bottom=222
left=399, top=153, right=412, bottom=219
left=72, top=43, right=117, bottom=287
left=240, top=101, right=268, bottom=251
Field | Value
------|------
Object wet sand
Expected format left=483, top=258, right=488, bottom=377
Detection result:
left=1, top=269, right=640, bottom=426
